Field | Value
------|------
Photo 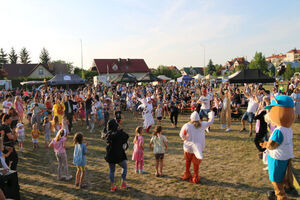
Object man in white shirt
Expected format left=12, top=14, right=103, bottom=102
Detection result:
left=2, top=95, right=12, bottom=114
left=240, top=90, right=259, bottom=136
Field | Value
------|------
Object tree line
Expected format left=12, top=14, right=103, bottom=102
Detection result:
left=0, top=47, right=74, bottom=73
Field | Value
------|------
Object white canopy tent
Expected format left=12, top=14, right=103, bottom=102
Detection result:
left=193, top=74, right=203, bottom=79
left=157, top=75, right=171, bottom=81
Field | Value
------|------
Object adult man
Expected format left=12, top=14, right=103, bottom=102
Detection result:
left=240, top=89, right=259, bottom=136
left=2, top=95, right=12, bottom=114
left=85, top=94, right=93, bottom=129
left=64, top=95, right=74, bottom=134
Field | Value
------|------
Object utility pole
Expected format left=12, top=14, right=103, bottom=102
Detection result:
left=80, top=39, right=84, bottom=78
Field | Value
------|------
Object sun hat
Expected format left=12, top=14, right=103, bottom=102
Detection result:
left=264, top=95, right=294, bottom=109
left=190, top=111, right=200, bottom=121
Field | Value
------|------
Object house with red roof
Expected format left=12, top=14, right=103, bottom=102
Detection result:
left=91, top=58, right=150, bottom=81
left=286, top=48, right=300, bottom=62
left=224, top=57, right=249, bottom=72
left=266, top=54, right=286, bottom=67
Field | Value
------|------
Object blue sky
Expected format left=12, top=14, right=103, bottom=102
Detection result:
left=1, top=0, right=300, bottom=69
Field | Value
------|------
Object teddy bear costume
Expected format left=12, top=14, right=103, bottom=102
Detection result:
left=262, top=95, right=295, bottom=200
left=179, top=111, right=214, bottom=183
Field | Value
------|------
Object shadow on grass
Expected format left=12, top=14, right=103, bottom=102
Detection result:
left=21, top=189, right=61, bottom=200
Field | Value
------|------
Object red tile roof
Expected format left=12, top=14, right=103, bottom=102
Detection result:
left=266, top=54, right=286, bottom=59
left=287, top=48, right=300, bottom=54
left=93, top=59, right=150, bottom=74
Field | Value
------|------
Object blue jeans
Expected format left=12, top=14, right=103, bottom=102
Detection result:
left=85, top=108, right=92, bottom=126
left=109, top=160, right=127, bottom=183
left=199, top=109, right=210, bottom=120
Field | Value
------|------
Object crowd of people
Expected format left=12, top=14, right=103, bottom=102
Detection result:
left=0, top=76, right=299, bottom=198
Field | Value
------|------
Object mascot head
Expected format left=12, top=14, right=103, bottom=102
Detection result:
left=264, top=95, right=295, bottom=128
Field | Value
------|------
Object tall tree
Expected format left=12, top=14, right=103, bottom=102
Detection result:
left=283, top=63, right=295, bottom=80
left=9, top=47, right=18, bottom=64
left=248, top=52, right=268, bottom=73
left=205, top=59, right=216, bottom=75
left=51, top=60, right=75, bottom=73
left=0, top=48, right=8, bottom=66
left=19, top=47, right=31, bottom=64
left=39, top=47, right=51, bottom=64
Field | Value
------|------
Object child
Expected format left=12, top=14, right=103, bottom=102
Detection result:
left=155, top=104, right=163, bottom=126
left=79, top=102, right=85, bottom=125
left=114, top=106, right=122, bottom=124
left=132, top=127, right=144, bottom=174
left=97, top=106, right=104, bottom=127
left=190, top=99, right=197, bottom=112
left=52, top=116, right=61, bottom=136
left=49, top=129, right=72, bottom=181
left=103, top=102, right=110, bottom=128
left=43, top=117, right=52, bottom=147
left=90, top=104, right=96, bottom=133
left=31, top=123, right=40, bottom=149
left=16, top=123, right=25, bottom=151
left=150, top=126, right=168, bottom=177
left=73, top=132, right=88, bottom=188
left=62, top=115, right=69, bottom=136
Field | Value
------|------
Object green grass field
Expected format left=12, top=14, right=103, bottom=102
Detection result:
left=17, top=111, right=300, bottom=200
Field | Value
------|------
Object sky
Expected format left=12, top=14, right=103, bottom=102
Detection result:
left=1, top=0, right=300, bottom=69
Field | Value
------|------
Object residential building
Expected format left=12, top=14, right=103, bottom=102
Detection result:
left=3, top=63, right=53, bottom=78
left=266, top=54, right=286, bottom=67
left=91, top=58, right=150, bottom=80
left=285, top=48, right=300, bottom=62
left=225, top=57, right=249, bottom=71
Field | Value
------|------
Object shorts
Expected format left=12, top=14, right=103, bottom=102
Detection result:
left=18, top=135, right=25, bottom=142
left=157, top=117, right=162, bottom=121
left=155, top=153, right=164, bottom=160
left=32, top=138, right=39, bottom=143
left=76, top=165, right=86, bottom=171
left=241, top=112, right=254, bottom=123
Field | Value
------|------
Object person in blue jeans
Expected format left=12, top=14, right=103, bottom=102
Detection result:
left=197, top=90, right=211, bottom=121
left=103, top=119, right=129, bottom=192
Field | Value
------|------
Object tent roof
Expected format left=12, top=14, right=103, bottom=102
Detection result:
left=229, top=69, right=275, bottom=83
left=111, top=73, right=137, bottom=83
left=157, top=75, right=171, bottom=80
left=205, top=74, right=215, bottom=79
left=137, top=73, right=161, bottom=82
left=48, top=74, right=86, bottom=85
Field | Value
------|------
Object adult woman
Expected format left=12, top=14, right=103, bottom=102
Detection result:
left=14, top=96, right=24, bottom=123
left=0, top=114, right=18, bottom=170
left=219, top=87, right=232, bottom=132
left=8, top=108, right=19, bottom=130
left=179, top=111, right=214, bottom=183
left=291, top=88, right=300, bottom=119
left=53, top=98, right=65, bottom=123
left=103, top=119, right=129, bottom=192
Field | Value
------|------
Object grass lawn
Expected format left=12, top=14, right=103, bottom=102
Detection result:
left=18, top=111, right=300, bottom=200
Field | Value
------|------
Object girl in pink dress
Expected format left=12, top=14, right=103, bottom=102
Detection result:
left=14, top=96, right=24, bottom=122
left=132, top=126, right=144, bottom=174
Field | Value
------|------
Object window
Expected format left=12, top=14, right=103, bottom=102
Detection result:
left=39, top=68, right=44, bottom=75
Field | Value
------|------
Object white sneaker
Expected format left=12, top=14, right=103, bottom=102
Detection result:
left=65, top=175, right=72, bottom=181
left=205, top=128, right=210, bottom=133
left=225, top=128, right=231, bottom=132
left=263, top=167, right=268, bottom=171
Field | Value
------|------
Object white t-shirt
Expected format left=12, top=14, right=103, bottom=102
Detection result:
left=199, top=96, right=210, bottom=110
left=247, top=97, right=258, bottom=113
left=2, top=100, right=12, bottom=113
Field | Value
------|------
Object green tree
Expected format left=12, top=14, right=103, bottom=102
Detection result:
left=51, top=60, right=75, bottom=73
left=9, top=47, right=18, bottom=64
left=19, top=47, right=31, bottom=64
left=248, top=52, right=268, bottom=73
left=39, top=48, right=51, bottom=64
left=152, top=65, right=180, bottom=79
left=0, top=48, right=8, bottom=66
left=283, top=63, right=295, bottom=80
left=205, top=59, right=216, bottom=75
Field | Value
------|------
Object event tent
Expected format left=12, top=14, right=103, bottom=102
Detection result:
left=110, top=73, right=137, bottom=83
left=137, top=73, right=161, bottom=82
left=177, top=75, right=194, bottom=82
left=228, top=69, right=275, bottom=83
left=47, top=74, right=86, bottom=86
left=157, top=75, right=171, bottom=81
left=193, top=74, right=203, bottom=79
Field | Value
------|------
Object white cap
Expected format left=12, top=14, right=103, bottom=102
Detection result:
left=146, top=97, right=151, bottom=102
left=190, top=111, right=200, bottom=121
left=17, top=123, right=23, bottom=128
